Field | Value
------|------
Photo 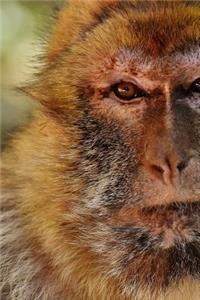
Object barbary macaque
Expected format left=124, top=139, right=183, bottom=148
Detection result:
left=1, top=1, right=200, bottom=299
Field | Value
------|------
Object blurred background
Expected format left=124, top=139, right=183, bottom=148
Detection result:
left=1, top=0, right=64, bottom=147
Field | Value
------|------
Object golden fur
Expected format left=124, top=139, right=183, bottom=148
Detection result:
left=1, top=1, right=200, bottom=299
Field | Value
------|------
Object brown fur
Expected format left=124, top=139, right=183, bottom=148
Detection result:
left=1, top=1, right=200, bottom=299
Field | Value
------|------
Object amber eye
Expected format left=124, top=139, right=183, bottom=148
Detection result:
left=190, top=78, right=200, bottom=93
left=112, top=81, right=146, bottom=102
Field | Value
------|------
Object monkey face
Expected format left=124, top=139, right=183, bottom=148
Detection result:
left=27, top=0, right=200, bottom=298
left=73, top=51, right=200, bottom=294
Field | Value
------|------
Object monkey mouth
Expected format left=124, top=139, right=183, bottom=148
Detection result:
left=110, top=201, right=200, bottom=250
left=140, top=201, right=200, bottom=247
left=94, top=202, right=200, bottom=288
left=106, top=202, right=200, bottom=277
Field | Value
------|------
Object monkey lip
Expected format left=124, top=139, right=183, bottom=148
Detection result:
left=141, top=200, right=200, bottom=214
left=140, top=201, right=200, bottom=247
left=116, top=201, right=200, bottom=225
left=111, top=201, right=200, bottom=249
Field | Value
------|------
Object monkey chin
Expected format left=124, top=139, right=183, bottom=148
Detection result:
left=104, top=201, right=200, bottom=298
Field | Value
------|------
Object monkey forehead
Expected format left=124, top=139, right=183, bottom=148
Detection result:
left=73, top=1, right=200, bottom=57
left=68, top=2, right=200, bottom=86
left=74, top=45, right=200, bottom=90
left=49, top=1, right=200, bottom=61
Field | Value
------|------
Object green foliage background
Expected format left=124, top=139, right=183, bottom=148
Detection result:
left=1, top=0, right=64, bottom=146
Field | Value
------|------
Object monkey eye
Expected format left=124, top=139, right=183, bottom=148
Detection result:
left=111, top=81, right=147, bottom=103
left=190, top=78, right=200, bottom=93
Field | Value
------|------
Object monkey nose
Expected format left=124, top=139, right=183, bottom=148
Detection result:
left=146, top=153, right=189, bottom=186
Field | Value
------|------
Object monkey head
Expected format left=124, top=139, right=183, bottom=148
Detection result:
left=13, top=1, right=200, bottom=299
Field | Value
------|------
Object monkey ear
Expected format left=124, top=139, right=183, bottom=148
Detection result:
left=20, top=1, right=116, bottom=106
left=47, top=0, right=110, bottom=61
left=19, top=76, right=51, bottom=106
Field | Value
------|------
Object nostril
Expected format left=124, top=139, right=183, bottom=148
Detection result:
left=177, top=160, right=188, bottom=172
left=150, top=164, right=165, bottom=181
left=152, top=165, right=164, bottom=174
